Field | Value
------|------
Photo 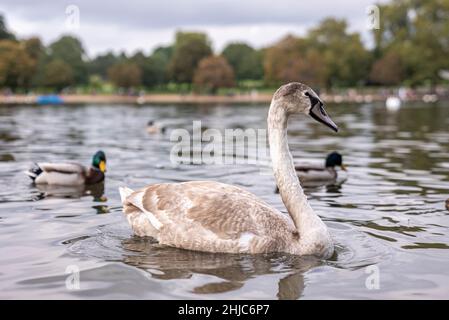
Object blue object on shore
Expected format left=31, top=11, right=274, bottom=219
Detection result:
left=36, top=95, right=64, bottom=105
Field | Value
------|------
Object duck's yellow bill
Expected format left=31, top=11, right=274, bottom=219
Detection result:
left=99, top=160, right=106, bottom=172
left=341, top=164, right=347, bottom=171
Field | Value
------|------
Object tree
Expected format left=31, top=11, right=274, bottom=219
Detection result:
left=372, top=0, right=449, bottom=87
left=88, top=51, right=119, bottom=79
left=193, top=55, right=235, bottom=93
left=42, top=59, right=74, bottom=91
left=130, top=51, right=166, bottom=88
left=48, top=35, right=87, bottom=85
left=107, top=62, right=142, bottom=88
left=369, top=51, right=404, bottom=85
left=22, top=37, right=45, bottom=88
left=0, top=40, right=34, bottom=91
left=150, top=45, right=173, bottom=84
left=0, top=14, right=15, bottom=41
left=153, top=45, right=173, bottom=62
left=222, top=42, right=263, bottom=81
left=168, top=32, right=212, bottom=84
left=307, top=18, right=371, bottom=88
left=263, top=35, right=326, bottom=88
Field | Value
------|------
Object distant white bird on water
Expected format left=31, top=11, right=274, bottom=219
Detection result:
left=386, top=96, right=401, bottom=111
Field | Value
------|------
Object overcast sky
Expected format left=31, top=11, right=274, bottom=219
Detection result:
left=0, top=0, right=385, bottom=58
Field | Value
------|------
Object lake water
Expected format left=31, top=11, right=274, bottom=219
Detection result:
left=0, top=102, right=448, bottom=299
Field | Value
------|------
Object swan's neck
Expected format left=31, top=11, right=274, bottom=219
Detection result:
left=267, top=101, right=325, bottom=234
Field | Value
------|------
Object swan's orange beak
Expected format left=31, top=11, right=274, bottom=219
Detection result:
left=309, top=102, right=338, bottom=132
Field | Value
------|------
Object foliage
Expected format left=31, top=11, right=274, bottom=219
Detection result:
left=222, top=43, right=263, bottom=81
left=88, top=51, right=119, bottom=79
left=263, top=36, right=327, bottom=88
left=168, top=32, right=212, bottom=83
left=48, top=35, right=87, bottom=85
left=1, top=1, right=449, bottom=93
left=372, top=0, right=449, bottom=86
left=369, top=51, right=404, bottom=85
left=307, top=18, right=371, bottom=88
left=107, top=62, right=142, bottom=88
left=0, top=14, right=15, bottom=41
left=131, top=51, right=166, bottom=87
left=193, top=55, right=235, bottom=93
left=42, top=59, right=73, bottom=91
left=0, top=40, right=34, bottom=90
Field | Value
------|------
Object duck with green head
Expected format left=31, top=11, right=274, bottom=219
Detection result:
left=294, top=151, right=347, bottom=182
left=25, top=150, right=107, bottom=186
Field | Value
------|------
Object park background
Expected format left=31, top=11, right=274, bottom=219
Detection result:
left=0, top=0, right=448, bottom=103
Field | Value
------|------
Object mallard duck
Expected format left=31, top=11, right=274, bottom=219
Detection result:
left=147, top=120, right=166, bottom=134
left=295, top=152, right=346, bottom=182
left=120, top=82, right=338, bottom=258
left=275, top=152, right=347, bottom=192
left=25, top=150, right=106, bottom=186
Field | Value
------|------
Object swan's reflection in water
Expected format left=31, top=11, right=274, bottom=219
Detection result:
left=120, top=237, right=322, bottom=299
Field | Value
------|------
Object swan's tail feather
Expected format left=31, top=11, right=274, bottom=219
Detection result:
left=119, top=187, right=134, bottom=204
left=24, top=163, right=43, bottom=181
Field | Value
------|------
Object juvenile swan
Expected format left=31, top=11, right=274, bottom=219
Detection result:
left=120, top=83, right=338, bottom=258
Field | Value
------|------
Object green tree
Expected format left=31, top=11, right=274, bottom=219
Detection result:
left=0, top=14, right=15, bottom=41
left=193, top=55, right=235, bottom=93
left=107, top=62, right=142, bottom=89
left=48, top=35, right=87, bottom=85
left=150, top=45, right=173, bottom=84
left=0, top=40, right=34, bottom=91
left=372, top=0, right=449, bottom=87
left=153, top=45, right=173, bottom=63
left=88, top=51, right=119, bottom=79
left=307, top=18, right=371, bottom=88
left=263, top=35, right=326, bottom=88
left=222, top=42, right=263, bottom=81
left=23, top=37, right=45, bottom=88
left=42, top=59, right=74, bottom=91
left=130, top=51, right=166, bottom=88
left=168, top=32, right=212, bottom=84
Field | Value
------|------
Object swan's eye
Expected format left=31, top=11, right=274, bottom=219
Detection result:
left=304, top=92, right=310, bottom=97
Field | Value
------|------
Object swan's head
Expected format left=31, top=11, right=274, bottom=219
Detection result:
left=273, top=82, right=338, bottom=132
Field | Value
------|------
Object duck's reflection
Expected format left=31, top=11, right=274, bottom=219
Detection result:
left=121, top=237, right=322, bottom=299
left=33, top=182, right=107, bottom=204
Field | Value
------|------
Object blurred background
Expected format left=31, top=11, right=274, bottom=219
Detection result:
left=0, top=0, right=448, bottom=99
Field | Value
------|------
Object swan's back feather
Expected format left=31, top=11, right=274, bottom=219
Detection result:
left=121, top=181, right=298, bottom=254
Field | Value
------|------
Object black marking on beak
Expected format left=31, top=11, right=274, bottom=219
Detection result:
left=307, top=93, right=338, bottom=132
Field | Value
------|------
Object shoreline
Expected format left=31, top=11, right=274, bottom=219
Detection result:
left=0, top=92, right=443, bottom=105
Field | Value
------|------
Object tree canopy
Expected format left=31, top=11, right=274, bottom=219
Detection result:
left=0, top=1, right=448, bottom=93
left=222, top=43, right=263, bottom=81
left=107, top=62, right=142, bottom=89
left=193, top=55, right=235, bottom=93
left=168, top=32, right=212, bottom=84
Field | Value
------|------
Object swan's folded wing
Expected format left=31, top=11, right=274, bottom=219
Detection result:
left=38, top=162, right=85, bottom=174
left=125, top=181, right=295, bottom=253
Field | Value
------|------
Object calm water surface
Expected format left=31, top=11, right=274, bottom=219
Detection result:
left=0, top=102, right=448, bottom=299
